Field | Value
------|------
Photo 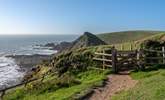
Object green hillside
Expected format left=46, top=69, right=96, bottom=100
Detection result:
left=112, top=67, right=165, bottom=100
left=3, top=46, right=111, bottom=100
left=97, top=31, right=164, bottom=44
left=112, top=32, right=165, bottom=50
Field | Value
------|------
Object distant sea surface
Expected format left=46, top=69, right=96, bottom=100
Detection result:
left=0, top=35, right=79, bottom=55
left=0, top=34, right=79, bottom=89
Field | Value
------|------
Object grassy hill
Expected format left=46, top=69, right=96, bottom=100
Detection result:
left=97, top=31, right=164, bottom=44
left=100, top=31, right=165, bottom=51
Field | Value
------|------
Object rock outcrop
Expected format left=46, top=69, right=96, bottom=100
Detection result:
left=6, top=54, right=52, bottom=70
left=69, top=32, right=106, bottom=50
left=44, top=32, right=106, bottom=52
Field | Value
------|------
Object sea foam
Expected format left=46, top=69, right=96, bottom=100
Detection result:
left=0, top=45, right=57, bottom=89
left=0, top=56, right=24, bottom=89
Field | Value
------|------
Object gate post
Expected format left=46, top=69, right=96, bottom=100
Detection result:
left=102, top=49, right=105, bottom=69
left=111, top=46, right=118, bottom=73
left=162, top=47, right=165, bottom=64
left=137, top=49, right=145, bottom=70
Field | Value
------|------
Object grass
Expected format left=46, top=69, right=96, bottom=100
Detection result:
left=3, top=45, right=111, bottom=100
left=111, top=67, right=165, bottom=100
left=4, top=69, right=111, bottom=100
left=135, top=32, right=165, bottom=44
left=107, top=33, right=165, bottom=51
left=97, top=30, right=162, bottom=44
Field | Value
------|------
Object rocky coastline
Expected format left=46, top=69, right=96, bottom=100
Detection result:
left=6, top=54, right=53, bottom=71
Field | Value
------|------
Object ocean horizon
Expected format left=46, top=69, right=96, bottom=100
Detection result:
left=0, top=34, right=79, bottom=54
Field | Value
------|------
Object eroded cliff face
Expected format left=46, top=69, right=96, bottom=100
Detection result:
left=6, top=54, right=52, bottom=70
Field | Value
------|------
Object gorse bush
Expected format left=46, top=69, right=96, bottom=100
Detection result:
left=49, top=47, right=102, bottom=76
left=56, top=72, right=81, bottom=87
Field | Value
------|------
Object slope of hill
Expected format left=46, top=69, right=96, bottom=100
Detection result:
left=111, top=32, right=165, bottom=50
left=97, top=31, right=164, bottom=44
left=69, top=32, right=106, bottom=50
left=3, top=46, right=110, bottom=100
left=112, top=67, right=165, bottom=100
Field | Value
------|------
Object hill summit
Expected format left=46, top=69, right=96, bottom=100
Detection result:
left=69, top=32, right=106, bottom=50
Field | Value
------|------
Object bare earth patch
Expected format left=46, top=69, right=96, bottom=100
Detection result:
left=87, top=71, right=138, bottom=100
left=160, top=35, right=165, bottom=41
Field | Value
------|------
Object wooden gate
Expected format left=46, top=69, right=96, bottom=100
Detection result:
left=93, top=46, right=165, bottom=73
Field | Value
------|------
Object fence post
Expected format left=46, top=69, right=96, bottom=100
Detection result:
left=102, top=49, right=105, bottom=70
left=130, top=43, right=133, bottom=51
left=24, top=82, right=27, bottom=87
left=162, top=47, right=165, bottom=64
left=121, top=44, right=124, bottom=51
left=137, top=49, right=145, bottom=70
left=111, top=46, right=118, bottom=73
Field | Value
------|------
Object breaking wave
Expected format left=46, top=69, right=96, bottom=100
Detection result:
left=0, top=56, right=24, bottom=89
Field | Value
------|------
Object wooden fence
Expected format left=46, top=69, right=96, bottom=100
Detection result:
left=93, top=46, right=165, bottom=73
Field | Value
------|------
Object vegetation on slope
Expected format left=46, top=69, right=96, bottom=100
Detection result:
left=111, top=66, right=165, bottom=100
left=97, top=31, right=163, bottom=44
left=136, top=32, right=165, bottom=45
left=109, top=32, right=165, bottom=50
left=69, top=32, right=106, bottom=50
left=3, top=46, right=112, bottom=100
left=5, top=69, right=110, bottom=100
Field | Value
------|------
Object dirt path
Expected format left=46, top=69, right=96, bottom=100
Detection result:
left=87, top=71, right=137, bottom=100
left=160, top=35, right=165, bottom=41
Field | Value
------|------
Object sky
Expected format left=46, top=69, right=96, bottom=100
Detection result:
left=0, top=0, right=165, bottom=35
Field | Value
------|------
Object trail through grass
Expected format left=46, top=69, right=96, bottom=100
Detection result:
left=4, top=69, right=110, bottom=100
left=111, top=68, right=165, bottom=100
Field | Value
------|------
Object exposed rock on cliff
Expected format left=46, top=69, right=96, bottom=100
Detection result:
left=69, top=32, right=106, bottom=50
left=44, top=32, right=106, bottom=52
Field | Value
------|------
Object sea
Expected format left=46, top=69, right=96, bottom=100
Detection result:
left=0, top=34, right=79, bottom=89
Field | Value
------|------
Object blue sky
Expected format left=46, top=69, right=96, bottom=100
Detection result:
left=0, top=0, right=165, bottom=35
